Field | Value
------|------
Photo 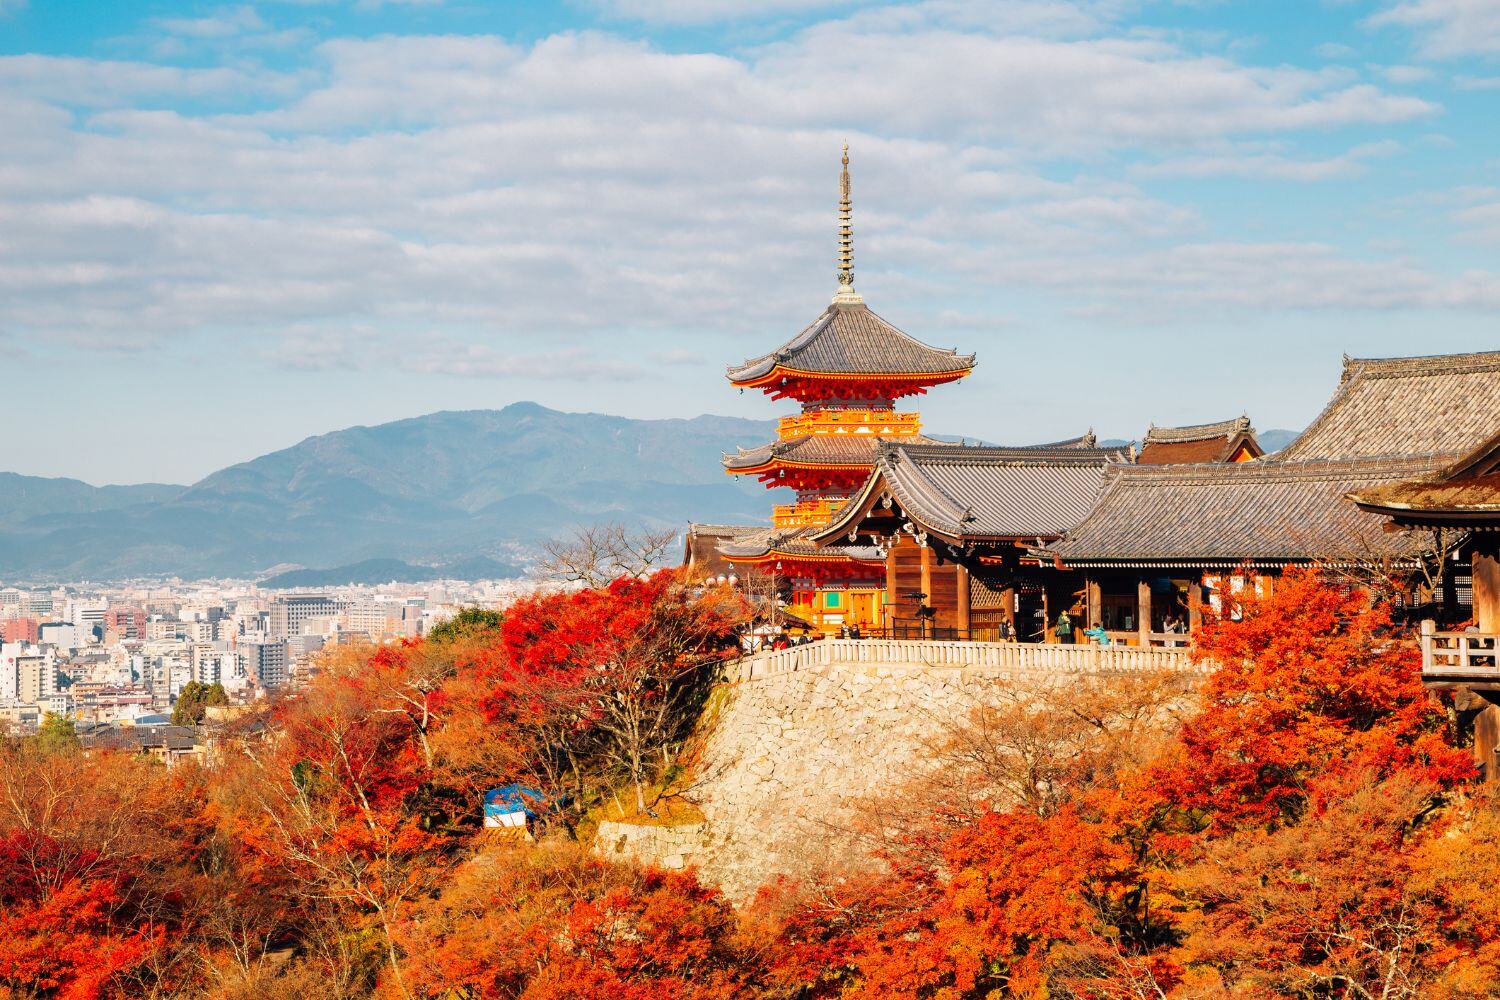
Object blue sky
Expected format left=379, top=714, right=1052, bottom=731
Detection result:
left=3, top=0, right=1500, bottom=484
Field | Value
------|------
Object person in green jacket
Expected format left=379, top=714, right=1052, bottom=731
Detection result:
left=1055, top=610, right=1074, bottom=643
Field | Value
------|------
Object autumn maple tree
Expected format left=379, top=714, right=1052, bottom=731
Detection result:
left=4, top=565, right=1496, bottom=998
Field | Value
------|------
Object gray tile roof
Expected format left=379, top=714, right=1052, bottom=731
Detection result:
left=717, top=525, right=883, bottom=562
left=722, top=432, right=944, bottom=471
left=1142, top=416, right=1253, bottom=445
left=686, top=523, right=765, bottom=537
left=1278, top=351, right=1500, bottom=461
left=812, top=441, right=1130, bottom=543
left=726, top=302, right=976, bottom=382
left=1044, top=456, right=1438, bottom=567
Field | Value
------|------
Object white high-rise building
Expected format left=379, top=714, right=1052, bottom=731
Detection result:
left=239, top=638, right=289, bottom=689
left=0, top=644, right=22, bottom=703
left=194, top=649, right=247, bottom=692
left=65, top=600, right=107, bottom=639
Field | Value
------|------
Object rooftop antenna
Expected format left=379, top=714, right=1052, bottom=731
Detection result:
left=834, top=143, right=862, bottom=304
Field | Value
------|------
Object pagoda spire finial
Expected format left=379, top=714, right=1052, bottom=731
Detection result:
left=834, top=143, right=861, bottom=304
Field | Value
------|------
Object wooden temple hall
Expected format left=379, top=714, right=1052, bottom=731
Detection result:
left=682, top=149, right=1500, bottom=655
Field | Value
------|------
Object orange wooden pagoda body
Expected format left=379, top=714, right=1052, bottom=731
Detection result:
left=717, top=148, right=975, bottom=632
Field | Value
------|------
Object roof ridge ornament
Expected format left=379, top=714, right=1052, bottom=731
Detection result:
left=833, top=143, right=862, bottom=304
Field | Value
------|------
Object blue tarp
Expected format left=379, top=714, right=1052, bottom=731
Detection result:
left=484, top=784, right=546, bottom=818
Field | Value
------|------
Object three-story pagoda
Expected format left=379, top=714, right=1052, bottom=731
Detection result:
left=718, top=148, right=976, bottom=632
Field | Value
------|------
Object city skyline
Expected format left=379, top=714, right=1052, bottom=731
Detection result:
left=5, top=0, right=1500, bottom=484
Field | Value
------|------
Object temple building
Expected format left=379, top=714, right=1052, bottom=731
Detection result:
left=1351, top=429, right=1500, bottom=657
left=1042, top=456, right=1436, bottom=634
left=809, top=438, right=1127, bottom=639
left=1044, top=350, right=1500, bottom=640
left=1135, top=416, right=1262, bottom=465
left=713, top=148, right=975, bottom=632
left=1352, top=431, right=1500, bottom=776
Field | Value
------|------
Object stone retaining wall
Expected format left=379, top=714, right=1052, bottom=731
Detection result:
left=595, top=820, right=708, bottom=871
left=593, top=641, right=1204, bottom=900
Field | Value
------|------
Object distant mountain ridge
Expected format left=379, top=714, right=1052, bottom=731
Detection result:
left=0, top=403, right=777, bottom=582
left=0, top=473, right=184, bottom=527
left=259, top=557, right=524, bottom=589
left=0, top=407, right=1306, bottom=583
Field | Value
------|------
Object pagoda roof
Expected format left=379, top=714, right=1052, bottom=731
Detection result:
left=1278, top=350, right=1500, bottom=462
left=723, top=432, right=946, bottom=473
left=683, top=523, right=768, bottom=575
left=1350, top=431, right=1500, bottom=526
left=716, top=525, right=883, bottom=564
left=1137, top=416, right=1263, bottom=465
left=1043, top=455, right=1437, bottom=569
left=726, top=301, right=976, bottom=386
left=812, top=439, right=1127, bottom=545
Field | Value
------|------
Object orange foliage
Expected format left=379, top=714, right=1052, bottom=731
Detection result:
left=758, top=568, right=1487, bottom=999
left=397, top=843, right=759, bottom=999
left=5, top=567, right=1497, bottom=998
left=1155, top=567, right=1472, bottom=830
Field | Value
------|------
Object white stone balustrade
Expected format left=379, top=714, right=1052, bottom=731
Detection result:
left=724, top=637, right=1205, bottom=683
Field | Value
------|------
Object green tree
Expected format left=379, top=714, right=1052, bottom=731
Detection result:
left=35, top=712, right=78, bottom=754
left=426, top=606, right=504, bottom=646
left=171, top=681, right=227, bottom=726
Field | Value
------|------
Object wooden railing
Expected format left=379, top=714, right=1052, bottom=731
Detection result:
left=724, top=638, right=1205, bottom=683
left=772, top=497, right=848, bottom=529
left=1101, top=630, right=1192, bottom=649
left=777, top=409, right=921, bottom=440
left=1421, top=621, right=1500, bottom=681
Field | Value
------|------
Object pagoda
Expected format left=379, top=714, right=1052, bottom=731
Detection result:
left=717, top=147, right=976, bottom=632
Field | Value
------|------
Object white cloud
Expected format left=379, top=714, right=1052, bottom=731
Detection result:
left=588, top=0, right=862, bottom=24
left=1380, top=64, right=1434, bottom=84
left=1004, top=241, right=1500, bottom=317
left=0, top=4, right=1479, bottom=377
left=1369, top=0, right=1500, bottom=59
left=1135, top=140, right=1402, bottom=181
left=1453, top=201, right=1500, bottom=243
left=271, top=329, right=643, bottom=380
left=0, top=54, right=293, bottom=107
left=155, top=5, right=267, bottom=38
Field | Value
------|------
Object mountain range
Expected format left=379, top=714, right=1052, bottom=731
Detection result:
left=0, top=404, right=775, bottom=582
left=0, top=404, right=1302, bottom=583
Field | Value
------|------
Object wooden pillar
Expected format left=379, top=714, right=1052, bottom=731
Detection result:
left=1187, top=580, right=1203, bottom=633
left=955, top=564, right=971, bottom=635
left=1474, top=539, right=1500, bottom=633
left=1137, top=579, right=1152, bottom=646
left=1475, top=704, right=1500, bottom=783
left=919, top=544, right=934, bottom=639
left=1085, top=578, right=1102, bottom=629
left=1000, top=587, right=1016, bottom=633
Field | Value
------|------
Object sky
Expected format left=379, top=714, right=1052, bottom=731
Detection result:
left=3, top=0, right=1500, bottom=485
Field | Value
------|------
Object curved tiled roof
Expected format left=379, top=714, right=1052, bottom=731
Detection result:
left=812, top=440, right=1129, bottom=543
left=726, top=301, right=975, bottom=383
left=1138, top=416, right=1261, bottom=465
left=722, top=433, right=944, bottom=471
left=1352, top=474, right=1500, bottom=516
left=1277, top=351, right=1500, bottom=461
left=717, top=525, right=883, bottom=563
left=1045, top=456, right=1437, bottom=567
left=1142, top=416, right=1254, bottom=445
left=683, top=523, right=768, bottom=574
left=1350, top=430, right=1500, bottom=523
